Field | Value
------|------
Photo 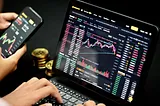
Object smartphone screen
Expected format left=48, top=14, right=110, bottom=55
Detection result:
left=0, top=6, right=43, bottom=58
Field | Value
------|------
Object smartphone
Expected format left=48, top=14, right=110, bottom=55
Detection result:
left=0, top=6, right=43, bottom=58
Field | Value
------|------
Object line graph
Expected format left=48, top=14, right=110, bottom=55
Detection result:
left=80, top=32, right=117, bottom=55
left=82, top=38, right=116, bottom=55
left=0, top=33, right=16, bottom=52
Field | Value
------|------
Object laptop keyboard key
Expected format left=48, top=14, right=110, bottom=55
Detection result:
left=65, top=101, right=74, bottom=105
left=60, top=91, right=65, bottom=96
left=62, top=98, right=68, bottom=104
left=69, top=97, right=78, bottom=103
left=63, top=94, right=71, bottom=100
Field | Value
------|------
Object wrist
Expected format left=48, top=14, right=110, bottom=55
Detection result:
left=0, top=98, right=12, bottom=106
left=0, top=69, right=9, bottom=81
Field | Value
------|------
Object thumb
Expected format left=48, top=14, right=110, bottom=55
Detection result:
left=39, top=103, right=52, bottom=106
left=0, top=47, right=1, bottom=54
left=0, top=47, right=3, bottom=59
left=8, top=45, right=27, bottom=61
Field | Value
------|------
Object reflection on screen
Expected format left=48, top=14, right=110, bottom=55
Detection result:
left=55, top=5, right=151, bottom=102
left=0, top=12, right=36, bottom=58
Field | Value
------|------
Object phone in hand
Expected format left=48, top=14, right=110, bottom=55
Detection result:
left=0, top=6, right=43, bottom=58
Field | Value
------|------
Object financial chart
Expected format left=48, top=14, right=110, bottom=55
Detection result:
left=0, top=12, right=36, bottom=57
left=0, top=33, right=16, bottom=53
left=55, top=5, right=151, bottom=103
left=79, top=31, right=117, bottom=79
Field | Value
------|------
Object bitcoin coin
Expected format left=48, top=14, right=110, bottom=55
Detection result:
left=32, top=48, right=49, bottom=70
left=37, top=58, right=48, bottom=62
left=37, top=61, right=47, bottom=64
left=32, top=48, right=48, bottom=59
left=45, top=60, right=54, bottom=70
left=45, top=60, right=54, bottom=76
left=38, top=66, right=46, bottom=69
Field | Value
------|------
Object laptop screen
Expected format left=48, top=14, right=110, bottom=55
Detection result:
left=55, top=0, right=159, bottom=104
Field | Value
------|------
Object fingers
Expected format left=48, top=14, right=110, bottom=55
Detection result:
left=27, top=78, right=63, bottom=103
left=0, top=47, right=2, bottom=59
left=14, top=77, right=39, bottom=92
left=76, top=104, right=83, bottom=106
left=84, top=100, right=96, bottom=106
left=33, top=78, right=62, bottom=103
left=26, top=77, right=39, bottom=84
left=1, top=12, right=18, bottom=21
left=33, top=78, right=57, bottom=90
left=34, top=85, right=63, bottom=103
left=80, top=100, right=105, bottom=106
left=97, top=103, right=106, bottom=106
left=0, top=12, right=18, bottom=29
left=39, top=103, right=52, bottom=106
left=8, top=45, right=27, bottom=61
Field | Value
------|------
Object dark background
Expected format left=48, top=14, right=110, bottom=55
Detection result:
left=0, top=0, right=160, bottom=105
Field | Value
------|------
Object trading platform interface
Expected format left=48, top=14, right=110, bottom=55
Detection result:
left=55, top=5, right=151, bottom=103
left=0, top=12, right=36, bottom=58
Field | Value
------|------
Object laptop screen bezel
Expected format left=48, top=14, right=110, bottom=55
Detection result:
left=53, top=0, right=159, bottom=104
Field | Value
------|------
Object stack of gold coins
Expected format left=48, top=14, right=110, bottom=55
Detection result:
left=31, top=48, right=49, bottom=69
left=45, top=60, right=54, bottom=77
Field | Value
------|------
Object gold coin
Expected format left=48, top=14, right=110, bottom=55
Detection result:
left=37, top=61, right=47, bottom=64
left=33, top=57, right=47, bottom=61
left=38, top=66, right=46, bottom=69
left=37, top=64, right=46, bottom=66
left=45, top=60, right=54, bottom=70
left=45, top=69, right=54, bottom=77
left=32, top=48, right=49, bottom=59
left=37, top=64, right=46, bottom=67
left=37, top=58, right=47, bottom=62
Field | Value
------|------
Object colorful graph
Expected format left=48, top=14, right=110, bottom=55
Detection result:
left=0, top=33, right=16, bottom=52
left=77, top=59, right=110, bottom=78
left=82, top=38, right=116, bottom=55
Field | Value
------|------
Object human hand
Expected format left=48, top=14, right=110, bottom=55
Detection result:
left=0, top=45, right=27, bottom=80
left=76, top=100, right=106, bottom=106
left=0, top=12, right=17, bottom=30
left=2, top=77, right=63, bottom=106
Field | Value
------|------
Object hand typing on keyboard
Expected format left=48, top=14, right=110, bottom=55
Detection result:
left=2, top=77, right=105, bottom=106
left=76, top=100, right=106, bottom=106
left=38, top=100, right=106, bottom=106
left=2, top=77, right=63, bottom=106
left=34, top=79, right=106, bottom=106
left=35, top=79, right=106, bottom=106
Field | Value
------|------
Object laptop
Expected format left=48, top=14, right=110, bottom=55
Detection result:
left=36, top=0, right=159, bottom=105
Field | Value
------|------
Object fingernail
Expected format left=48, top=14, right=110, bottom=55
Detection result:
left=14, top=15, right=18, bottom=18
left=5, top=22, right=11, bottom=27
left=45, top=103, right=52, bottom=106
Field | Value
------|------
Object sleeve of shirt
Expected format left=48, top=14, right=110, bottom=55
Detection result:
left=0, top=98, right=12, bottom=106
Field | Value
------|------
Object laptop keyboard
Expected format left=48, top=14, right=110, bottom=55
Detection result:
left=34, top=80, right=89, bottom=106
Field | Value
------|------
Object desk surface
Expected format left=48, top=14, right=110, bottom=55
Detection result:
left=1, top=0, right=160, bottom=105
